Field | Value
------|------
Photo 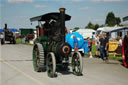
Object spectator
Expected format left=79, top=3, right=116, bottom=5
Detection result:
left=88, top=38, right=93, bottom=58
left=116, top=36, right=122, bottom=54
left=104, top=33, right=109, bottom=61
left=95, top=34, right=100, bottom=57
left=99, top=34, right=105, bottom=61
left=99, top=33, right=109, bottom=61
left=117, top=36, right=122, bottom=46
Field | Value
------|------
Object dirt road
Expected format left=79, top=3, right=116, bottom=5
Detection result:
left=0, top=44, right=128, bottom=85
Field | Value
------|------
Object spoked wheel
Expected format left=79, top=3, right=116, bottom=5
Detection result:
left=47, top=52, right=56, bottom=78
left=122, top=35, right=128, bottom=68
left=72, top=52, right=83, bottom=76
left=33, top=43, right=45, bottom=72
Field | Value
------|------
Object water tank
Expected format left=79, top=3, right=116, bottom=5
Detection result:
left=66, top=32, right=84, bottom=49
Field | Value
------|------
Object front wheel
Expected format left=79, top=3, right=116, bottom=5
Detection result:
left=72, top=52, right=83, bottom=76
left=46, top=52, right=56, bottom=78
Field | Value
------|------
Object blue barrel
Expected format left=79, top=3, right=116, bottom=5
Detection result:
left=65, top=32, right=84, bottom=49
left=84, top=41, right=89, bottom=53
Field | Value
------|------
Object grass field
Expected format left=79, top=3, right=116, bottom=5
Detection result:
left=16, top=38, right=33, bottom=46
left=16, top=38, right=22, bottom=44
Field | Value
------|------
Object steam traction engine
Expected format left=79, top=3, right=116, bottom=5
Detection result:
left=1, top=24, right=16, bottom=44
left=30, top=8, right=83, bottom=77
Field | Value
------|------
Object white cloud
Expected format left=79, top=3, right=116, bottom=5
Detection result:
left=72, top=0, right=84, bottom=2
left=79, top=6, right=89, bottom=10
left=8, top=0, right=33, bottom=4
left=92, top=0, right=125, bottom=2
left=34, top=5, right=48, bottom=8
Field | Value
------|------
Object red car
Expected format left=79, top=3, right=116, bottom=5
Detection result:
left=25, top=34, right=34, bottom=42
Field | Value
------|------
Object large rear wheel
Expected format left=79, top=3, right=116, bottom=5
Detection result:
left=72, top=52, right=83, bottom=76
left=33, top=43, right=45, bottom=72
left=46, top=52, right=56, bottom=78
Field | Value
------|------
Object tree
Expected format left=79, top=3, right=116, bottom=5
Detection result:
left=105, top=12, right=116, bottom=26
left=115, top=17, right=121, bottom=25
left=94, top=24, right=99, bottom=30
left=85, top=22, right=95, bottom=29
left=85, top=22, right=100, bottom=30
left=105, top=12, right=121, bottom=26
left=72, top=27, right=80, bottom=32
left=99, top=24, right=104, bottom=27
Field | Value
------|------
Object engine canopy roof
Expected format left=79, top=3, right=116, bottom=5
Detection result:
left=30, top=12, right=71, bottom=22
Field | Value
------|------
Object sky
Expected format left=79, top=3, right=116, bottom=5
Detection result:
left=0, top=0, right=128, bottom=29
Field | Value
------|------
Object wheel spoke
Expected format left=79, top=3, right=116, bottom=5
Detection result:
left=47, top=52, right=56, bottom=77
left=72, top=52, right=83, bottom=76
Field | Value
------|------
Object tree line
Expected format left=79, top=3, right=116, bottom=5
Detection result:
left=72, top=12, right=121, bottom=32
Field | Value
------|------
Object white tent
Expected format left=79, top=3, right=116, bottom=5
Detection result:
left=97, top=26, right=123, bottom=33
left=76, top=29, right=96, bottom=39
left=97, top=26, right=128, bottom=39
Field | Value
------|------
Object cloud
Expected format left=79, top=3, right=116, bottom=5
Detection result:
left=0, top=4, right=4, bottom=7
left=92, top=0, right=125, bottom=2
left=79, top=6, right=89, bottom=10
left=34, top=5, right=48, bottom=8
left=8, top=0, right=33, bottom=4
left=72, top=0, right=84, bottom=2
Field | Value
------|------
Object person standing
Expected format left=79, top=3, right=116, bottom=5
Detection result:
left=99, top=34, right=106, bottom=61
left=104, top=33, right=109, bottom=61
left=116, top=36, right=122, bottom=54
left=99, top=33, right=109, bottom=61
left=95, top=34, right=100, bottom=57
left=88, top=38, right=93, bottom=58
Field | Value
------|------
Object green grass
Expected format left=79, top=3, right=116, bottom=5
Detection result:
left=16, top=38, right=33, bottom=46
left=109, top=54, right=123, bottom=60
left=16, top=38, right=22, bottom=44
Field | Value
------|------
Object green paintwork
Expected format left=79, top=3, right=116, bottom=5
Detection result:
left=38, top=36, right=57, bottom=54
left=39, top=36, right=47, bottom=42
left=38, top=36, right=47, bottom=51
left=20, top=29, right=34, bottom=35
